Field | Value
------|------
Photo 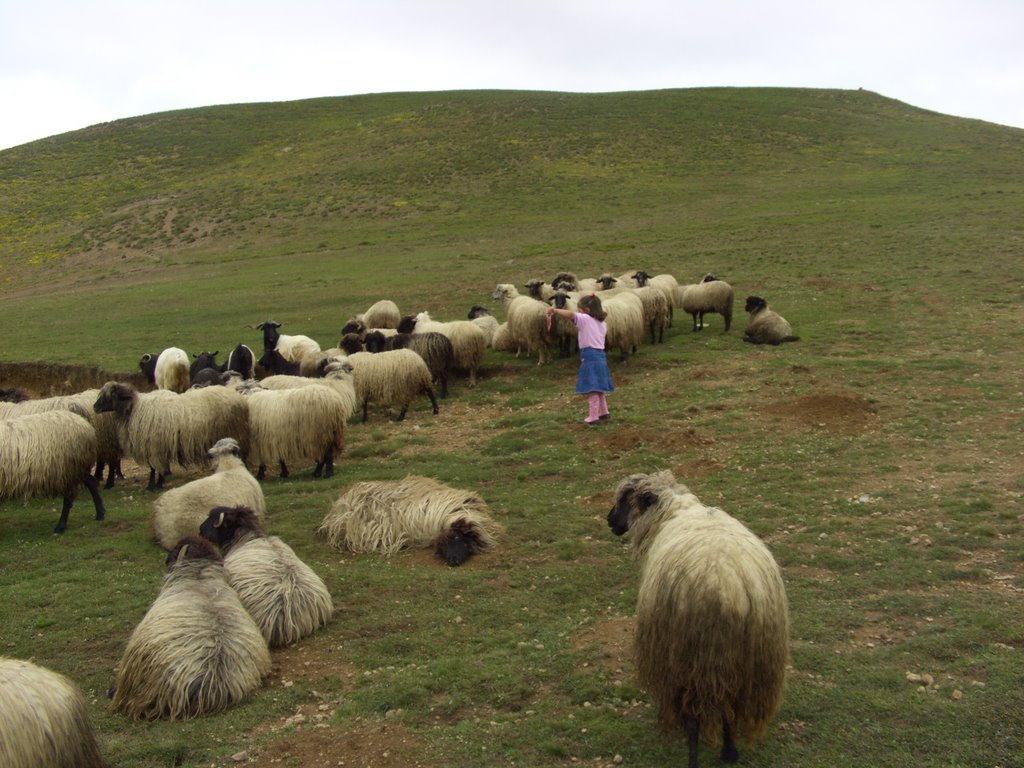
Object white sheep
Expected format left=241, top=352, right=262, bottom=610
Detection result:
left=150, top=437, right=266, bottom=550
left=491, top=321, right=517, bottom=354
left=399, top=311, right=487, bottom=387
left=345, top=349, right=439, bottom=422
left=361, top=299, right=402, bottom=329
left=607, top=470, right=789, bottom=768
left=633, top=270, right=681, bottom=326
left=259, top=357, right=358, bottom=419
left=93, top=381, right=250, bottom=491
left=319, top=475, right=502, bottom=566
left=139, top=347, right=190, bottom=393
left=370, top=330, right=455, bottom=399
left=0, top=656, right=107, bottom=768
left=255, top=320, right=322, bottom=365
left=467, top=306, right=500, bottom=348
left=490, top=283, right=556, bottom=364
left=680, top=274, right=734, bottom=332
left=0, top=408, right=106, bottom=534
left=632, top=284, right=670, bottom=344
left=600, top=290, right=646, bottom=360
left=742, top=296, right=800, bottom=345
left=199, top=505, right=334, bottom=648
left=110, top=536, right=271, bottom=721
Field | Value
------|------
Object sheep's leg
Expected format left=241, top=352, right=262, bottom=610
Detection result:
left=83, top=474, right=106, bottom=521
left=396, top=405, right=409, bottom=421
left=682, top=714, right=700, bottom=768
left=690, top=313, right=699, bottom=332
left=720, top=714, right=738, bottom=763
left=439, top=374, right=449, bottom=399
left=279, top=460, right=289, bottom=479
left=54, top=496, right=73, bottom=534
left=145, top=467, right=157, bottom=491
left=361, top=400, right=369, bottom=423
left=426, top=387, right=439, bottom=415
left=723, top=313, right=731, bottom=332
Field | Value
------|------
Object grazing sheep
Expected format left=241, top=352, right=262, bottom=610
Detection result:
left=254, top=320, right=321, bottom=364
left=262, top=358, right=358, bottom=420
left=150, top=437, right=266, bottom=550
left=680, top=274, right=734, bottom=332
left=345, top=349, right=439, bottom=422
left=398, top=312, right=486, bottom=387
left=742, top=296, right=800, bottom=345
left=0, top=389, right=123, bottom=489
left=93, top=381, right=250, bottom=491
left=110, top=536, right=271, bottom=721
left=0, top=408, right=106, bottom=534
left=199, top=506, right=333, bottom=647
left=607, top=470, right=788, bottom=768
left=467, top=306, right=500, bottom=348
left=139, top=347, right=190, bottom=393
left=490, top=283, right=556, bottom=364
left=385, top=331, right=456, bottom=399
left=319, top=475, right=501, bottom=566
left=0, top=656, right=107, bottom=768
left=256, top=347, right=301, bottom=376
left=224, top=343, right=255, bottom=380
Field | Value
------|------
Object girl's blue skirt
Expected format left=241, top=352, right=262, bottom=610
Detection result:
left=576, top=347, right=615, bottom=394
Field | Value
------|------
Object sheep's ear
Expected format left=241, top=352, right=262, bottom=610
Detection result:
left=638, top=491, right=659, bottom=511
left=214, top=511, right=225, bottom=528
left=175, top=544, right=190, bottom=564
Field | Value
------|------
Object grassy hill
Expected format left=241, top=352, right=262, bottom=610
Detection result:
left=0, top=89, right=1022, bottom=768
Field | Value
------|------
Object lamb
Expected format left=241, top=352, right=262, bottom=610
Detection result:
left=742, top=296, right=800, bottom=345
left=139, top=347, right=190, bottom=393
left=466, top=306, right=500, bottom=348
left=398, top=312, right=486, bottom=387
left=490, top=283, right=556, bottom=364
left=0, top=408, right=106, bottom=534
left=110, top=536, right=271, bottom=721
left=491, top=321, right=516, bottom=354
left=254, top=320, right=322, bottom=364
left=93, top=381, right=250, bottom=491
left=374, top=330, right=455, bottom=399
left=680, top=274, right=734, bottom=332
left=607, top=470, right=789, bottom=768
left=199, top=506, right=333, bottom=647
left=319, top=475, right=502, bottom=566
left=150, top=437, right=267, bottom=550
left=345, top=349, right=439, bottom=422
left=0, top=656, right=107, bottom=768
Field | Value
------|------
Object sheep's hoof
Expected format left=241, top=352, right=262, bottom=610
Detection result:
left=721, top=745, right=739, bottom=763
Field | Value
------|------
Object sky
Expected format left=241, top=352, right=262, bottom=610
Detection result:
left=1, top=0, right=1022, bottom=152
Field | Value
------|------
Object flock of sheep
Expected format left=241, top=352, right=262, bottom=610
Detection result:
left=0, top=268, right=798, bottom=768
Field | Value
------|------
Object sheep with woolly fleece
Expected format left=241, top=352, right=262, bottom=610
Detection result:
left=319, top=475, right=502, bottom=566
left=345, top=348, right=439, bottom=422
left=490, top=283, right=556, bottom=364
left=525, top=278, right=556, bottom=302
left=150, top=437, right=266, bottom=550
left=607, top=470, right=788, bottom=768
left=199, top=505, right=333, bottom=647
left=633, top=270, right=681, bottom=326
left=398, top=312, right=486, bottom=387
left=0, top=656, right=107, bottom=768
left=224, top=343, right=255, bottom=380
left=600, top=290, right=646, bottom=360
left=680, top=274, right=734, bottom=332
left=0, top=389, right=123, bottom=489
left=93, top=381, right=250, bottom=491
left=549, top=291, right=579, bottom=357
left=243, top=384, right=348, bottom=479
left=0, top=408, right=106, bottom=534
left=466, top=306, right=499, bottom=348
left=360, top=299, right=402, bottom=330
left=631, top=284, right=670, bottom=344
left=139, top=347, right=190, bottom=393
left=261, top=357, right=358, bottom=420
left=491, top=321, right=517, bottom=354
left=254, top=320, right=321, bottom=364
left=110, top=536, right=271, bottom=721
left=742, top=296, right=800, bottom=346
left=368, top=329, right=455, bottom=399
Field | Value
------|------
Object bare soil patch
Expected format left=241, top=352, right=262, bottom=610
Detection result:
left=762, top=391, right=878, bottom=434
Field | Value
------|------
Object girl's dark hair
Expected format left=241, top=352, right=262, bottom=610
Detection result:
left=578, top=294, right=607, bottom=321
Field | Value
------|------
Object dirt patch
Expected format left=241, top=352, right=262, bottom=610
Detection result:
left=0, top=361, right=148, bottom=397
left=762, top=392, right=877, bottom=434
left=596, top=424, right=715, bottom=454
left=570, top=616, right=635, bottom=681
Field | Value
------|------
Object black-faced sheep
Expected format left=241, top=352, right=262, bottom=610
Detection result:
left=0, top=656, right=107, bottom=768
left=680, top=274, right=734, bottom=332
left=150, top=437, right=267, bottom=550
left=607, top=470, right=788, bottom=768
left=633, top=270, right=681, bottom=326
left=466, top=306, right=499, bottom=348
left=549, top=291, right=579, bottom=357
left=384, top=331, right=455, bottom=399
left=199, top=505, right=334, bottom=647
left=224, top=343, right=255, bottom=380
left=0, top=408, right=106, bottom=534
left=190, top=351, right=219, bottom=382
left=490, top=283, right=556, bottom=364
left=345, top=348, right=439, bottom=423
left=319, top=475, right=502, bottom=566
left=742, top=296, right=800, bottom=345
left=254, top=320, right=321, bottom=365
left=110, top=536, right=271, bottom=721
left=139, top=347, right=191, bottom=393
left=397, top=312, right=486, bottom=387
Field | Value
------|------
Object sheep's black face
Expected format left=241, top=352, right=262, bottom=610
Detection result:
left=607, top=490, right=633, bottom=536
left=93, top=384, right=130, bottom=414
left=745, top=296, right=766, bottom=313
left=436, top=520, right=478, bottom=567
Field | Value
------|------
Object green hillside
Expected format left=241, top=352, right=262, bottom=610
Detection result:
left=1, top=89, right=1022, bottom=768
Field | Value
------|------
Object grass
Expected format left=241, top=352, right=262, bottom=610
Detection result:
left=1, top=87, right=1023, bottom=768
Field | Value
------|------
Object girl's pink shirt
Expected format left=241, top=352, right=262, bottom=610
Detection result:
left=573, top=312, right=606, bottom=350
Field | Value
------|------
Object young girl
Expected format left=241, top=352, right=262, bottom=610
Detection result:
left=546, top=294, right=614, bottom=425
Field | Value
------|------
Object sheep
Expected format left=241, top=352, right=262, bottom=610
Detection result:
left=633, top=270, right=681, bottom=326
left=93, top=381, right=250, bottom=491
left=491, top=321, right=517, bottom=353
left=607, top=470, right=789, bottom=768
left=345, top=349, right=439, bottom=422
left=190, top=351, right=219, bottom=382
left=632, top=284, right=670, bottom=344
left=680, top=274, right=734, bottom=332
left=0, top=389, right=123, bottom=489
left=742, top=296, right=800, bottom=345
left=0, top=656, right=107, bottom=768
left=0, top=387, right=29, bottom=402
left=525, top=278, right=556, bottom=302
left=467, top=306, right=499, bottom=348
left=262, top=357, right=359, bottom=420
left=398, top=311, right=486, bottom=387
left=199, top=506, right=333, bottom=647
left=549, top=291, right=579, bottom=357
left=150, top=437, right=267, bottom=550
left=244, top=384, right=349, bottom=479
left=601, top=290, right=646, bottom=360
left=361, top=299, right=402, bottom=329
left=224, top=343, right=255, bottom=380
left=110, top=536, right=271, bottom=721
left=319, top=475, right=502, bottom=566
left=139, top=347, right=190, bottom=393
left=254, top=320, right=321, bottom=364
left=367, top=330, right=454, bottom=399
left=189, top=368, right=228, bottom=388
left=490, top=283, right=556, bottom=364
left=256, top=347, right=301, bottom=376
left=0, top=408, right=106, bottom=534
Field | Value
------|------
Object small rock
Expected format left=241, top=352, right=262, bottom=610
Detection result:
left=230, top=752, right=248, bottom=762
left=951, top=689, right=963, bottom=701
left=613, top=755, right=624, bottom=765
